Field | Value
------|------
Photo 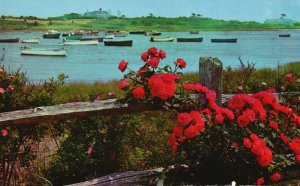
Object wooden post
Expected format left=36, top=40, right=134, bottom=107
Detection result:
left=199, top=57, right=223, bottom=105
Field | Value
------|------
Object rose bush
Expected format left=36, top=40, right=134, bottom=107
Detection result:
left=118, top=48, right=300, bottom=184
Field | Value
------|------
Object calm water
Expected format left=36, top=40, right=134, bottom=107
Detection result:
left=0, top=30, right=300, bottom=83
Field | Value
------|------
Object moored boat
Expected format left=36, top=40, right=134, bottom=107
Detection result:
left=279, top=34, right=291, bottom=37
left=150, top=36, right=176, bottom=42
left=104, top=40, right=133, bottom=46
left=63, top=39, right=98, bottom=45
left=211, top=38, right=237, bottom=43
left=129, top=31, right=146, bottom=35
left=190, top=31, right=199, bottom=34
left=20, top=38, right=40, bottom=44
left=177, top=37, right=203, bottom=42
left=105, top=31, right=127, bottom=37
left=0, top=38, right=19, bottom=43
left=43, top=30, right=60, bottom=39
left=21, top=47, right=67, bottom=56
left=104, top=35, right=114, bottom=39
left=146, top=32, right=162, bottom=36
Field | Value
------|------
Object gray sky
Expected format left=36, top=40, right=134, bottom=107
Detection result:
left=1, top=0, right=300, bottom=22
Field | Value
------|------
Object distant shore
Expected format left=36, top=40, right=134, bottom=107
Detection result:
left=1, top=17, right=300, bottom=32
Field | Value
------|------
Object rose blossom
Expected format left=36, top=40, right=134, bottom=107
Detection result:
left=257, top=177, right=264, bottom=185
left=87, top=147, right=93, bottom=155
left=270, top=171, right=281, bottom=182
left=132, top=86, right=145, bottom=99
left=177, top=113, right=192, bottom=126
left=118, top=80, right=129, bottom=89
left=1, top=129, right=8, bottom=136
left=0, top=88, right=5, bottom=94
left=118, top=60, right=128, bottom=72
left=174, top=58, right=186, bottom=69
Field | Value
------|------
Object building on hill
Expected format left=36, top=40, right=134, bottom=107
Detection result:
left=264, top=15, right=297, bottom=26
left=82, top=8, right=114, bottom=18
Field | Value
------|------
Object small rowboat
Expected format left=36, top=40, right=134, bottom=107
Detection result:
left=104, top=40, right=133, bottom=46
left=279, top=34, right=291, bottom=37
left=129, top=31, right=146, bottom=35
left=63, top=39, right=98, bottom=45
left=21, top=38, right=40, bottom=44
left=21, top=47, right=67, bottom=56
left=146, top=32, right=162, bottom=36
left=150, top=36, right=176, bottom=42
left=190, top=31, right=199, bottom=34
left=43, top=30, right=61, bottom=39
left=64, top=36, right=103, bottom=42
left=211, top=38, right=237, bottom=43
left=177, top=37, right=203, bottom=42
left=104, top=35, right=114, bottom=39
left=0, top=38, right=19, bottom=43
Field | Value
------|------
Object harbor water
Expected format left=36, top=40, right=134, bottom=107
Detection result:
left=0, top=30, right=300, bottom=83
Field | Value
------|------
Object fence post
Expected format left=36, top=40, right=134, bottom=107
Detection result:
left=199, top=57, right=223, bottom=105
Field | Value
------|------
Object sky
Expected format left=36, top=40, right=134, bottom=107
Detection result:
left=1, top=0, right=300, bottom=22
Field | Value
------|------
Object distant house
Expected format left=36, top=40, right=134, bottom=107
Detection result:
left=82, top=8, right=114, bottom=18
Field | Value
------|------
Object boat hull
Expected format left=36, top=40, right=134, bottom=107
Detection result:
left=150, top=36, right=175, bottom=42
left=104, top=40, right=133, bottom=46
left=279, top=34, right=291, bottom=37
left=63, top=40, right=98, bottom=45
left=43, top=33, right=61, bottom=39
left=211, top=38, right=237, bottom=43
left=21, top=39, right=40, bottom=44
left=0, top=38, right=19, bottom=43
left=21, top=49, right=67, bottom=56
left=129, top=31, right=146, bottom=35
left=177, top=38, right=203, bottom=42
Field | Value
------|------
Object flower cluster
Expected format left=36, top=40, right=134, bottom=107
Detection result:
left=0, top=68, right=14, bottom=95
left=169, top=111, right=205, bottom=152
left=117, top=47, right=186, bottom=105
left=117, top=48, right=300, bottom=185
left=244, top=134, right=273, bottom=167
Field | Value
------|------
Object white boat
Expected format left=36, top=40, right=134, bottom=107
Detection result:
left=20, top=38, right=40, bottom=44
left=63, top=39, right=98, bottom=45
left=104, top=34, right=114, bottom=39
left=21, top=47, right=67, bottom=56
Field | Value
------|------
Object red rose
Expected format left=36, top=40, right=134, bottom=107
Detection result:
left=0, top=88, right=5, bottom=94
left=173, top=125, right=184, bottom=137
left=148, top=47, right=158, bottom=54
left=159, top=49, right=166, bottom=59
left=146, top=57, right=160, bottom=68
left=118, top=80, right=129, bottom=90
left=168, top=133, right=178, bottom=152
left=243, top=138, right=253, bottom=148
left=285, top=73, right=295, bottom=83
left=132, top=86, right=145, bottom=99
left=1, top=129, right=8, bottom=136
left=174, top=58, right=186, bottom=69
left=269, top=121, right=278, bottom=130
left=7, top=85, right=14, bottom=91
left=194, top=120, right=205, bottom=132
left=257, top=177, right=264, bottom=185
left=118, top=60, right=128, bottom=72
left=256, top=148, right=273, bottom=167
left=141, top=52, right=149, bottom=62
left=270, top=171, right=281, bottom=182
left=237, top=115, right=249, bottom=127
left=177, top=112, right=192, bottom=126
left=280, top=133, right=289, bottom=144
left=215, top=113, right=224, bottom=124
left=184, top=124, right=198, bottom=138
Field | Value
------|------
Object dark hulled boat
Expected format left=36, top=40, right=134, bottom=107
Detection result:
left=104, top=40, right=133, bottom=46
left=211, top=38, right=237, bottom=43
left=0, top=38, right=19, bottom=43
left=190, top=31, right=199, bottom=34
left=129, top=31, right=146, bottom=35
left=279, top=34, right=291, bottom=37
left=177, top=37, right=203, bottom=42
